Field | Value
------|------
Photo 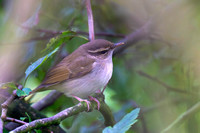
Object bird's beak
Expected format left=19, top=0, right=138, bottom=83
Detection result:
left=114, top=42, right=124, bottom=48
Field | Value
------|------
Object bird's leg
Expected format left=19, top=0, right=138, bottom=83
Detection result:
left=88, top=96, right=100, bottom=110
left=101, top=79, right=110, bottom=94
left=71, top=95, right=91, bottom=111
left=95, top=89, right=101, bottom=93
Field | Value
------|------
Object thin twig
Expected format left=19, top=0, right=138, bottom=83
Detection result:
left=77, top=31, right=125, bottom=38
left=114, top=20, right=152, bottom=56
left=85, top=0, right=95, bottom=41
left=161, top=101, right=200, bottom=133
left=137, top=70, right=197, bottom=96
left=5, top=117, right=27, bottom=125
left=34, top=28, right=62, bottom=34
left=1, top=30, right=125, bottom=46
left=1, top=85, right=23, bottom=131
left=1, top=88, right=19, bottom=120
left=34, top=28, right=125, bottom=38
left=31, top=90, right=63, bottom=111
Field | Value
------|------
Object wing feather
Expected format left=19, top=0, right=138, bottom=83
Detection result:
left=33, top=54, right=95, bottom=92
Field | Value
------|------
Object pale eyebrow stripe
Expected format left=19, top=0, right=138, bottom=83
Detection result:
left=88, top=47, right=110, bottom=53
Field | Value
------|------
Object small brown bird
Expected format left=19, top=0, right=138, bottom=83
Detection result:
left=32, top=39, right=124, bottom=110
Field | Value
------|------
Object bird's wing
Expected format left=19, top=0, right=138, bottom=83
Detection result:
left=33, top=55, right=95, bottom=92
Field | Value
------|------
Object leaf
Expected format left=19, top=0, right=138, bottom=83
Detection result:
left=24, top=31, right=88, bottom=80
left=22, top=88, right=32, bottom=95
left=34, top=129, right=42, bottom=133
left=76, top=35, right=88, bottom=41
left=16, top=88, right=32, bottom=97
left=25, top=47, right=59, bottom=79
left=0, top=82, right=18, bottom=89
left=16, top=89, right=26, bottom=97
left=42, top=31, right=88, bottom=53
left=20, top=117, right=27, bottom=121
left=25, top=112, right=32, bottom=122
left=42, top=30, right=76, bottom=53
left=103, top=108, right=140, bottom=133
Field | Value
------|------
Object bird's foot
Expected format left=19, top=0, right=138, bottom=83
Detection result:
left=71, top=95, right=91, bottom=111
left=95, top=89, right=101, bottom=94
left=88, top=96, right=100, bottom=110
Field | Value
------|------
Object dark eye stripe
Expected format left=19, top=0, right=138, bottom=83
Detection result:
left=88, top=47, right=110, bottom=53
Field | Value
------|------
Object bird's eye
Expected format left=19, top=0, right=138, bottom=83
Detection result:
left=99, top=50, right=108, bottom=54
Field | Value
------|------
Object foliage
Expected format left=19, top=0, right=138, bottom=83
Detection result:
left=103, top=108, right=140, bottom=133
left=16, top=88, right=32, bottom=97
left=0, top=82, right=18, bottom=90
left=1, top=0, right=200, bottom=133
left=25, top=47, right=59, bottom=80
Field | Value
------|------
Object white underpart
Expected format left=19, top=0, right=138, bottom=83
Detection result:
left=56, top=52, right=113, bottom=98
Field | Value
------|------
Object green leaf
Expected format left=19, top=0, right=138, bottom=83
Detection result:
left=34, top=129, right=42, bottom=133
left=20, top=117, right=27, bottom=121
left=25, top=112, right=32, bottom=122
left=42, top=30, right=76, bottom=52
left=24, top=30, right=85, bottom=80
left=16, top=89, right=26, bottom=97
left=103, top=108, right=140, bottom=133
left=0, top=82, right=18, bottom=89
left=22, top=88, right=32, bottom=95
left=76, top=35, right=88, bottom=41
left=25, top=47, right=59, bottom=79
left=16, top=88, right=32, bottom=97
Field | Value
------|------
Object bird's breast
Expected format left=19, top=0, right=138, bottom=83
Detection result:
left=58, top=60, right=113, bottom=98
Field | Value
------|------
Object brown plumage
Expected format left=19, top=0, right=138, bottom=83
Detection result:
left=32, top=39, right=114, bottom=94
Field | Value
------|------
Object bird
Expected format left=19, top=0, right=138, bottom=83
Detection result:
left=31, top=39, right=124, bottom=110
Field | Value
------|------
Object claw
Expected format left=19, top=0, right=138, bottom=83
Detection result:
left=72, top=95, right=91, bottom=111
left=88, top=96, right=100, bottom=110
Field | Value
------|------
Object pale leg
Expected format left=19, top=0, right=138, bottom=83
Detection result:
left=71, top=95, right=91, bottom=111
left=101, top=80, right=110, bottom=94
left=88, top=96, right=100, bottom=110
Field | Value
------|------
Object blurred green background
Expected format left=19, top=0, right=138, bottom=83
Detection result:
left=1, top=0, right=200, bottom=133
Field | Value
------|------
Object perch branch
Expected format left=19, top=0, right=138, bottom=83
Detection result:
left=10, top=103, right=85, bottom=133
left=85, top=0, right=95, bottom=41
left=4, top=99, right=64, bottom=132
left=10, top=94, right=115, bottom=133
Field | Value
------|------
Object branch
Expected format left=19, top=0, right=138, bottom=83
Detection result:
left=77, top=31, right=125, bottom=38
left=5, top=99, right=65, bottom=132
left=114, top=20, right=152, bottom=56
left=10, top=103, right=85, bottom=133
left=31, top=90, right=62, bottom=111
left=85, top=0, right=95, bottom=41
left=137, top=70, right=197, bottom=96
left=161, top=101, right=200, bottom=133
left=10, top=94, right=115, bottom=133
left=114, top=0, right=184, bottom=56
left=1, top=85, right=22, bottom=120
left=98, top=94, right=115, bottom=127
left=5, top=117, right=27, bottom=125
